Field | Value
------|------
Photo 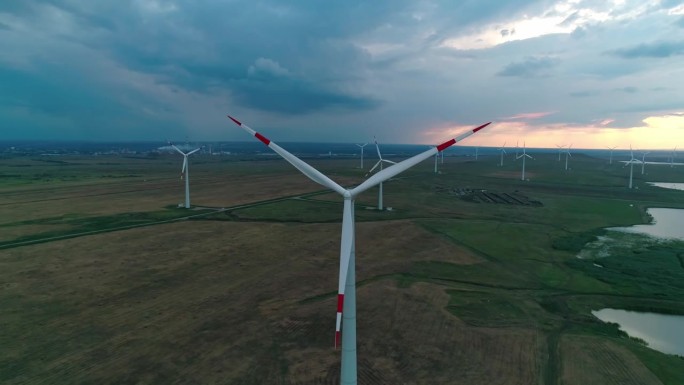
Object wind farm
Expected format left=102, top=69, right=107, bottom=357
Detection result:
left=2, top=138, right=684, bottom=385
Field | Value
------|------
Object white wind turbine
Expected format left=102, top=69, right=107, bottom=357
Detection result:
left=516, top=142, right=533, bottom=181
left=556, top=144, right=565, bottom=161
left=368, top=137, right=397, bottom=210
left=227, top=115, right=490, bottom=385
left=498, top=142, right=507, bottom=166
left=607, top=146, right=617, bottom=164
left=564, top=144, right=572, bottom=171
left=356, top=143, right=368, bottom=169
left=671, top=147, right=678, bottom=168
left=640, top=150, right=650, bottom=175
left=626, top=146, right=637, bottom=189
left=170, top=142, right=202, bottom=209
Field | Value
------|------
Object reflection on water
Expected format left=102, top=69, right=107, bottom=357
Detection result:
left=609, top=208, right=684, bottom=240
left=648, top=182, right=684, bottom=191
left=593, top=308, right=684, bottom=356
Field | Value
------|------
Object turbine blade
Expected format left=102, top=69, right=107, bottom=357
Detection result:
left=374, top=137, right=383, bottom=160
left=187, top=147, right=202, bottom=155
left=227, top=115, right=346, bottom=196
left=383, top=159, right=397, bottom=165
left=335, top=199, right=354, bottom=348
left=352, top=122, right=490, bottom=196
left=170, top=144, right=185, bottom=155
left=367, top=160, right=382, bottom=175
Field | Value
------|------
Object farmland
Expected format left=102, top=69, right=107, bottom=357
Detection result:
left=1, top=150, right=684, bottom=384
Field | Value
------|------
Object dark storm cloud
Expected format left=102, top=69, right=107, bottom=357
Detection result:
left=497, top=56, right=559, bottom=77
left=611, top=40, right=684, bottom=58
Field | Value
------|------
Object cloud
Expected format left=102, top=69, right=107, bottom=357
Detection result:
left=497, top=56, right=559, bottom=77
left=614, top=86, right=639, bottom=93
left=569, top=90, right=600, bottom=97
left=677, top=16, right=684, bottom=27
left=502, top=111, right=556, bottom=120
left=611, top=40, right=684, bottom=58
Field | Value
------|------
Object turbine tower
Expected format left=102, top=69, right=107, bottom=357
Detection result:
left=516, top=142, right=533, bottom=181
left=564, top=144, right=572, bottom=171
left=671, top=147, right=678, bottom=168
left=170, top=142, right=202, bottom=209
left=367, top=137, right=396, bottom=210
left=434, top=151, right=439, bottom=173
left=227, top=115, right=490, bottom=385
left=640, top=151, right=650, bottom=175
left=607, top=146, right=617, bottom=164
left=626, top=146, right=637, bottom=189
left=475, top=146, right=479, bottom=161
left=356, top=143, right=368, bottom=169
left=498, top=142, right=507, bottom=166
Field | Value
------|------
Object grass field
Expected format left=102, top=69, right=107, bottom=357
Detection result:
left=1, top=151, right=684, bottom=384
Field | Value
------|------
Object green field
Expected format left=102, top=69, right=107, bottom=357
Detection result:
left=1, top=150, right=683, bottom=384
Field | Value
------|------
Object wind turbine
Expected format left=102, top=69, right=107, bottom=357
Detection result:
left=367, top=137, right=397, bottom=210
left=640, top=150, right=650, bottom=175
left=670, top=146, right=677, bottom=168
left=626, top=146, right=637, bottom=189
left=227, top=115, right=490, bottom=385
left=170, top=142, right=202, bottom=209
left=475, top=146, right=479, bottom=161
left=516, top=142, right=533, bottom=181
left=498, top=142, right=507, bottom=166
left=515, top=140, right=519, bottom=158
left=556, top=144, right=565, bottom=161
left=607, top=146, right=617, bottom=164
left=356, top=143, right=368, bottom=169
left=564, top=144, right=572, bottom=171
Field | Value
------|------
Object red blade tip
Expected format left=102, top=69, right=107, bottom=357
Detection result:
left=227, top=115, right=242, bottom=126
left=473, top=122, right=491, bottom=132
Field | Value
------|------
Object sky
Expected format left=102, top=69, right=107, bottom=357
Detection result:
left=0, top=0, right=683, bottom=149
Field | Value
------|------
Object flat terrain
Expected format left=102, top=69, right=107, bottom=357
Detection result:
left=1, top=151, right=684, bottom=384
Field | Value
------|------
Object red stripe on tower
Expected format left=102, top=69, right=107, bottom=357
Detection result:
left=337, top=294, right=345, bottom=312
left=335, top=331, right=341, bottom=349
left=255, top=132, right=271, bottom=146
left=437, top=139, right=456, bottom=152
left=473, top=122, right=491, bottom=132
left=227, top=115, right=242, bottom=126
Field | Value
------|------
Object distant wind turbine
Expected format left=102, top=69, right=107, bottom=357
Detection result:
left=498, top=142, right=507, bottom=166
left=227, top=115, right=490, bottom=385
left=516, top=142, right=533, bottom=181
left=170, top=142, right=202, bottom=209
left=356, top=143, right=368, bottom=169
left=607, top=146, right=617, bottom=164
left=625, top=146, right=637, bottom=189
left=670, top=147, right=677, bottom=168
left=367, top=137, right=397, bottom=210
left=640, top=151, right=650, bottom=175
left=564, top=144, right=572, bottom=171
left=475, top=146, right=479, bottom=161
left=556, top=144, right=565, bottom=161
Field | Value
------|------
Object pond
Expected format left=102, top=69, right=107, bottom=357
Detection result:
left=648, top=182, right=684, bottom=191
left=609, top=208, right=684, bottom=241
left=593, top=308, right=684, bottom=356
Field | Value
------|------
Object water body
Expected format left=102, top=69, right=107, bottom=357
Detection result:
left=593, top=308, right=684, bottom=356
left=609, top=208, right=684, bottom=240
left=648, top=182, right=684, bottom=191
